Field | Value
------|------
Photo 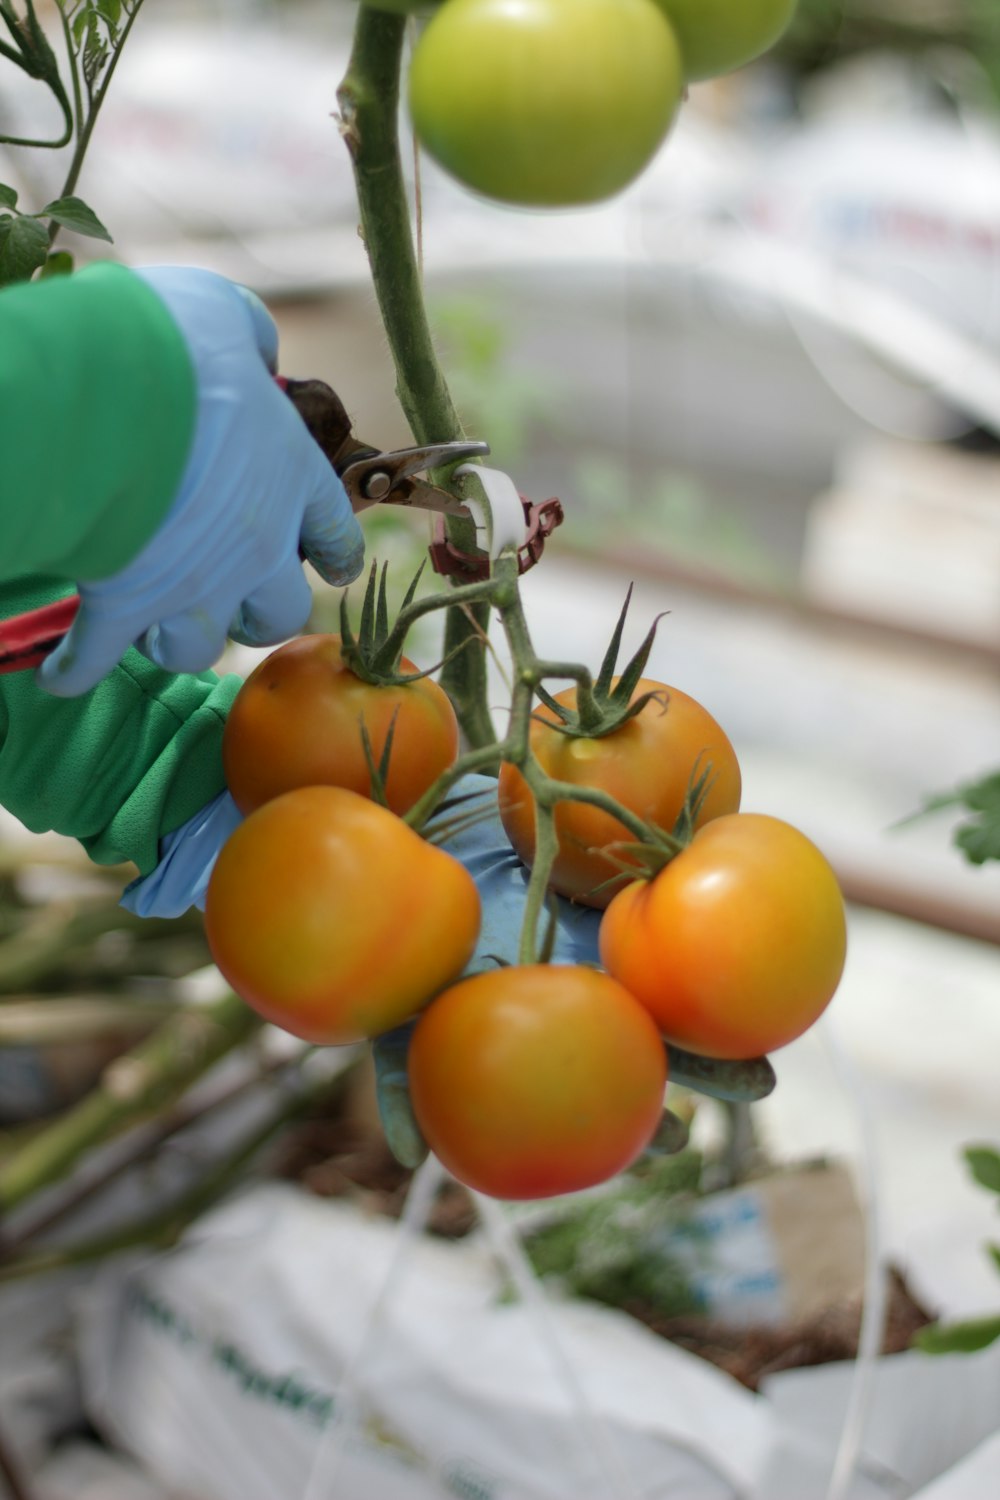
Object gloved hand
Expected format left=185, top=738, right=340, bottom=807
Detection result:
left=39, top=266, right=365, bottom=698
left=120, top=789, right=244, bottom=919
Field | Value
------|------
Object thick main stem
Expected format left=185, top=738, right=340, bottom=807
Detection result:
left=336, top=10, right=495, bottom=749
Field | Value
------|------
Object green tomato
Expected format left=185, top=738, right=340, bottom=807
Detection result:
left=651, top=0, right=798, bottom=81
left=408, top=0, right=683, bottom=209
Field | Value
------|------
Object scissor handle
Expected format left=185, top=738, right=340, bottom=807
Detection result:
left=0, top=594, right=81, bottom=673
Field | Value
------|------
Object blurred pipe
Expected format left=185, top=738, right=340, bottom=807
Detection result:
left=556, top=539, right=1000, bottom=675
left=832, top=859, right=1000, bottom=949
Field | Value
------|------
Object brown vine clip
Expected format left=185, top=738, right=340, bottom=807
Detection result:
left=428, top=495, right=564, bottom=580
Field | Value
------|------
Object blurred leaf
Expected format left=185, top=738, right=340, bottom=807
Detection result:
left=40, top=196, right=112, bottom=242
left=914, top=1315, right=1000, bottom=1355
left=0, top=185, right=18, bottom=210
left=965, top=1145, right=1000, bottom=1197
left=906, top=772, right=1000, bottom=866
left=0, top=214, right=49, bottom=286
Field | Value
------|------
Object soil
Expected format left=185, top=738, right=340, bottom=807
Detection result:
left=271, top=1088, right=938, bottom=1392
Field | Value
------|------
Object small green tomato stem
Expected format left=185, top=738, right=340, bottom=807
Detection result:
left=517, top=798, right=559, bottom=966
left=530, top=660, right=595, bottom=689
left=405, top=740, right=515, bottom=834
left=372, top=576, right=499, bottom=680
left=527, top=772, right=656, bottom=846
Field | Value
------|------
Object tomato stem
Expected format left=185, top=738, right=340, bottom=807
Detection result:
left=337, top=8, right=496, bottom=749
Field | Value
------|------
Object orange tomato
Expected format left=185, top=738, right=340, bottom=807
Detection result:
left=408, top=964, right=667, bottom=1199
left=599, top=813, right=847, bottom=1058
left=498, top=679, right=741, bottom=909
left=204, top=786, right=480, bottom=1044
left=222, top=634, right=459, bottom=817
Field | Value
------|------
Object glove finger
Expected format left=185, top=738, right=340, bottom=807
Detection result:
left=140, top=610, right=229, bottom=676
left=228, top=556, right=313, bottom=647
left=36, top=604, right=133, bottom=697
left=299, top=459, right=366, bottom=588
left=372, top=1024, right=428, bottom=1170
left=234, top=283, right=279, bottom=374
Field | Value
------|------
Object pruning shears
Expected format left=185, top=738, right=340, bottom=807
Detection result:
left=0, top=377, right=492, bottom=675
left=276, top=376, right=489, bottom=517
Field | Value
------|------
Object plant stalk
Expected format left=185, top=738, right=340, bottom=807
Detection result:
left=336, top=8, right=495, bottom=749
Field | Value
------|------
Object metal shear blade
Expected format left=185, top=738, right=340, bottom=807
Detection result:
left=339, top=440, right=491, bottom=516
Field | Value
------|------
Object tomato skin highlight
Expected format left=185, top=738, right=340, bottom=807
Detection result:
left=599, top=813, right=847, bottom=1058
left=650, top=0, right=798, bottom=82
left=222, top=634, right=459, bottom=818
left=408, top=0, right=684, bottom=208
left=498, top=679, right=741, bottom=909
left=409, top=964, right=668, bottom=1200
left=204, top=786, right=481, bottom=1045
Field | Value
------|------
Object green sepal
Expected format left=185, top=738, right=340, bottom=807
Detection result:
left=357, top=710, right=397, bottom=809
left=533, top=584, right=668, bottom=741
left=339, top=559, right=440, bottom=686
left=671, top=759, right=718, bottom=845
left=667, top=1047, right=777, bottom=1103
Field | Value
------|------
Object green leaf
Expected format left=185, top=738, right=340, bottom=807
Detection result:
left=987, top=1243, right=1000, bottom=1275
left=0, top=184, right=18, bottom=210
left=955, top=815, right=1000, bottom=866
left=965, top=1146, right=1000, bottom=1196
left=39, top=196, right=112, bottom=243
left=0, top=214, right=50, bottom=287
left=96, top=0, right=123, bottom=28
left=39, top=250, right=74, bottom=279
left=914, top=1314, right=1000, bottom=1355
left=667, top=1047, right=776, bottom=1103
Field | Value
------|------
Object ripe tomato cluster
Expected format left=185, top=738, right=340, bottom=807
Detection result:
left=206, top=631, right=845, bottom=1200
left=399, top=0, right=800, bottom=208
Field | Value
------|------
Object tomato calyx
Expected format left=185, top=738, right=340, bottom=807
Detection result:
left=582, top=756, right=722, bottom=895
left=339, top=559, right=442, bottom=687
left=533, top=585, right=667, bottom=739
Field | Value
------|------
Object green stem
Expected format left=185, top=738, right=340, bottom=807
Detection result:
left=0, top=1068, right=343, bottom=1282
left=336, top=8, right=496, bottom=749
left=0, top=991, right=259, bottom=1216
left=48, top=0, right=147, bottom=244
left=0, top=901, right=202, bottom=993
left=405, top=739, right=515, bottom=833
left=517, top=799, right=559, bottom=965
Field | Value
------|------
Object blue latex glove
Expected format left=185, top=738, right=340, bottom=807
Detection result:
left=120, top=789, right=244, bottom=918
left=39, top=266, right=365, bottom=697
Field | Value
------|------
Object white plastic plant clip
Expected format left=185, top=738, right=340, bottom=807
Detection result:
left=454, top=463, right=529, bottom=559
